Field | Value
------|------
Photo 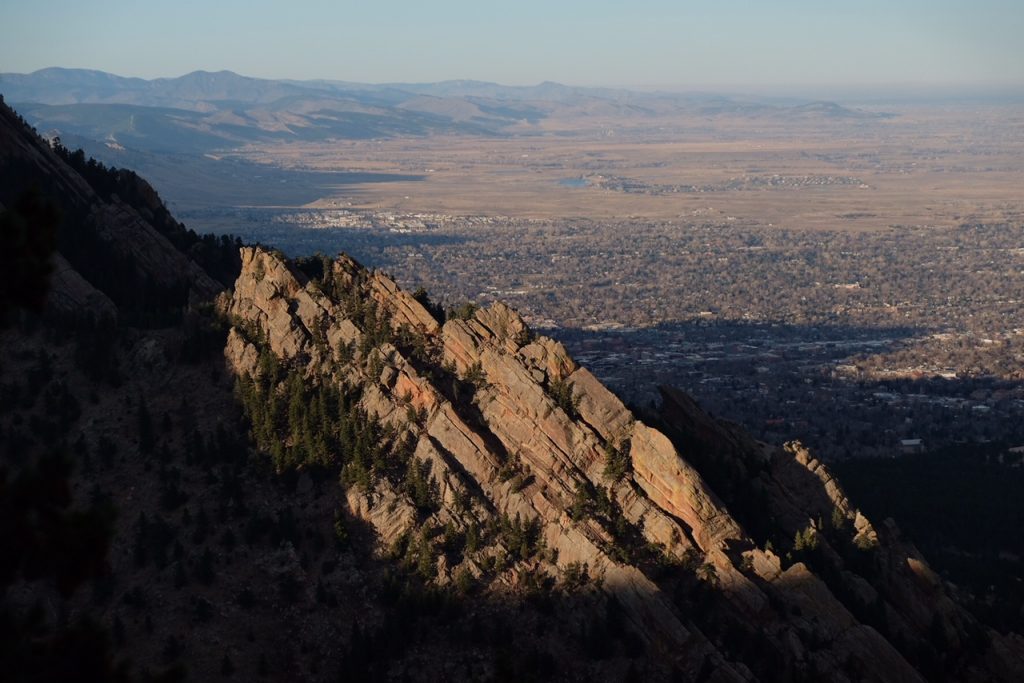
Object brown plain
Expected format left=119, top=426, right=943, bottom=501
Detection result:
left=232, top=104, right=1024, bottom=232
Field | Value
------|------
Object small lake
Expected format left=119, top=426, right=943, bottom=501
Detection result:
left=558, top=177, right=589, bottom=188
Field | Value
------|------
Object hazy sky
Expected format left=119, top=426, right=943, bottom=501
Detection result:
left=2, top=0, right=1022, bottom=88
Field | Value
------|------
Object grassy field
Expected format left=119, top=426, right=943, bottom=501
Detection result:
left=217, top=104, right=1024, bottom=232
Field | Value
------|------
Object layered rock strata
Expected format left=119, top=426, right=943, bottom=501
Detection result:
left=225, top=247, right=1024, bottom=682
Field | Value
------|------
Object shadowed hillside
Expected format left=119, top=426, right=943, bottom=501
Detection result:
left=2, top=96, right=1023, bottom=682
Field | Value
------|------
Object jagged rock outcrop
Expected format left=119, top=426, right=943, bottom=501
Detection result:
left=223, top=246, right=1024, bottom=682
left=655, top=385, right=1024, bottom=682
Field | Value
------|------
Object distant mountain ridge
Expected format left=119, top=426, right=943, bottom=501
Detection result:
left=1, top=68, right=633, bottom=107
left=0, top=68, right=892, bottom=154
left=0, top=67, right=321, bottom=108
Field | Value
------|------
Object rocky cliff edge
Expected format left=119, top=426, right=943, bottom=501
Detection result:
left=223, top=247, right=1024, bottom=682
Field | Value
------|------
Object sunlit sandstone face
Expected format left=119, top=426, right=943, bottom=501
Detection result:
left=217, top=246, right=1022, bottom=681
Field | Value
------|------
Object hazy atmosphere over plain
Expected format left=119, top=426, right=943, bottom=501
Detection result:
left=2, top=0, right=1023, bottom=89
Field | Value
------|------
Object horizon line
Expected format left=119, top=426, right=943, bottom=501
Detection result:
left=3, top=65, right=1024, bottom=96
